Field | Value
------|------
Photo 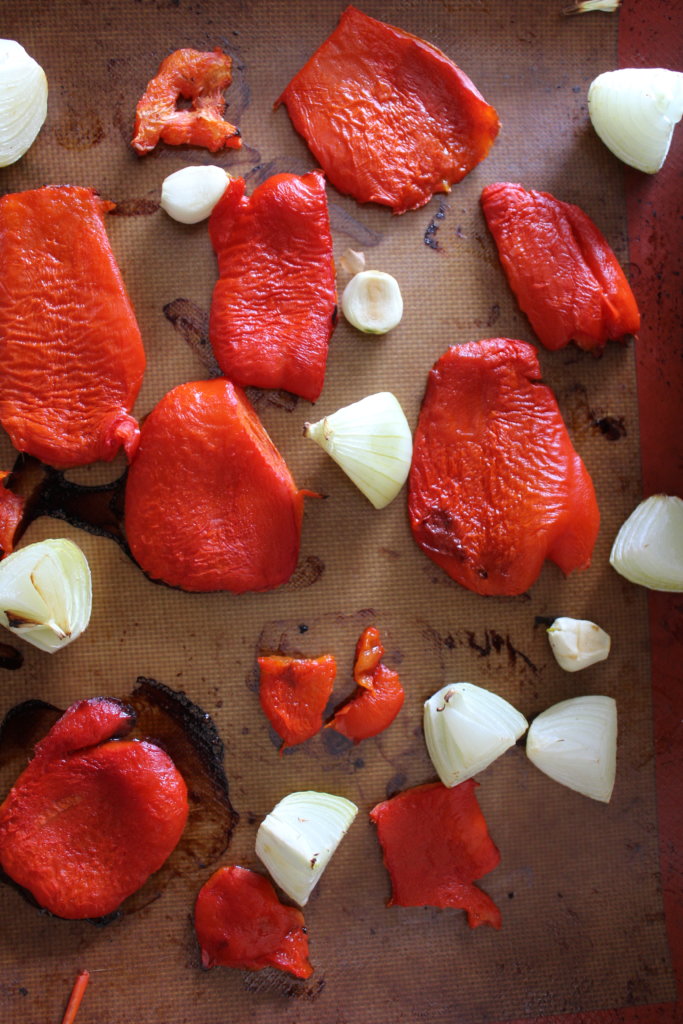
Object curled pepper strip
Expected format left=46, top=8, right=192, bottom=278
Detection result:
left=132, top=48, right=241, bottom=155
left=327, top=626, right=404, bottom=743
left=194, top=865, right=313, bottom=978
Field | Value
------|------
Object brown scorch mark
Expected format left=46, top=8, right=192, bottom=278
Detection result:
left=110, top=198, right=160, bottom=216
left=422, top=623, right=538, bottom=673
left=0, top=644, right=22, bottom=670
left=163, top=298, right=221, bottom=376
left=424, top=200, right=448, bottom=251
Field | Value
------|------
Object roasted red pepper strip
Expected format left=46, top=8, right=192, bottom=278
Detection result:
left=481, top=182, right=640, bottom=352
left=258, top=654, right=337, bottom=749
left=124, top=379, right=305, bottom=592
left=277, top=6, right=499, bottom=214
left=0, top=187, right=145, bottom=469
left=370, top=780, right=501, bottom=929
left=131, top=48, right=240, bottom=155
left=0, top=698, right=188, bottom=919
left=195, top=865, right=313, bottom=978
left=408, top=338, right=600, bottom=596
left=327, top=626, right=404, bottom=743
left=208, top=172, right=336, bottom=401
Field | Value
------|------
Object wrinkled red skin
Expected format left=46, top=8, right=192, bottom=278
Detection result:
left=327, top=627, right=404, bottom=743
left=0, top=698, right=188, bottom=920
left=258, top=653, right=337, bottom=748
left=0, top=187, right=145, bottom=469
left=481, top=182, right=641, bottom=352
left=194, top=865, right=313, bottom=978
left=277, top=6, right=499, bottom=214
left=370, top=780, right=501, bottom=929
left=131, top=48, right=241, bottom=155
left=124, top=379, right=305, bottom=593
left=208, top=172, right=337, bottom=401
left=0, top=474, right=25, bottom=558
left=408, top=338, right=600, bottom=596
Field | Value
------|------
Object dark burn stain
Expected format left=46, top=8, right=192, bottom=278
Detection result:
left=594, top=414, right=627, bottom=441
left=486, top=303, right=500, bottom=327
left=241, top=970, right=326, bottom=1000
left=54, top=107, right=105, bottom=150
left=0, top=643, right=22, bottom=670
left=423, top=200, right=448, bottom=251
left=0, top=679, right=237, bottom=921
left=385, top=772, right=407, bottom=798
left=285, top=555, right=325, bottom=591
left=163, top=298, right=221, bottom=377
left=110, top=198, right=160, bottom=217
left=247, top=387, right=299, bottom=413
left=320, top=728, right=353, bottom=757
left=423, top=624, right=538, bottom=673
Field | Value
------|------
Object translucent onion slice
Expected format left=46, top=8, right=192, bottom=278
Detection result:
left=588, top=68, right=683, bottom=174
left=0, top=40, right=48, bottom=167
left=526, top=695, right=617, bottom=803
left=610, top=494, right=683, bottom=591
left=0, top=539, right=92, bottom=653
left=255, top=790, right=358, bottom=906
left=423, top=682, right=528, bottom=787
left=304, top=392, right=413, bottom=510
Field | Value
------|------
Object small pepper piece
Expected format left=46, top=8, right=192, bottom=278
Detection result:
left=327, top=626, right=404, bottom=743
left=408, top=338, right=600, bottom=596
left=208, top=172, right=337, bottom=402
left=258, top=653, right=337, bottom=749
left=0, top=472, right=25, bottom=558
left=124, top=379, right=306, bottom=593
left=132, top=48, right=241, bottom=155
left=0, top=698, right=188, bottom=919
left=370, top=780, right=501, bottom=929
left=0, top=186, right=145, bottom=469
left=277, top=6, right=499, bottom=214
left=194, top=865, right=313, bottom=978
left=481, top=182, right=640, bottom=352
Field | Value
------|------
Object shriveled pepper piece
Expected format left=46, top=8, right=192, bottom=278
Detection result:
left=195, top=865, right=313, bottom=978
left=277, top=6, right=499, bottom=214
left=481, top=182, right=640, bottom=352
left=370, top=780, right=501, bottom=929
left=327, top=626, right=404, bottom=743
left=408, top=338, right=600, bottom=596
left=258, top=653, right=337, bottom=749
left=132, top=48, right=241, bottom=155
left=0, top=697, right=188, bottom=919
left=0, top=186, right=145, bottom=469
left=124, top=379, right=306, bottom=592
left=208, top=172, right=337, bottom=402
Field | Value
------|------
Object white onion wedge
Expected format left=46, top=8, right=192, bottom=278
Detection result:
left=610, top=494, right=683, bottom=591
left=0, top=40, right=48, bottom=167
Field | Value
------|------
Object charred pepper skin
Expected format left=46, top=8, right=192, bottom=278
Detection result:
left=124, top=379, right=305, bottom=593
left=0, top=698, right=188, bottom=920
left=195, top=865, right=313, bottom=978
left=481, top=182, right=640, bottom=352
left=408, top=338, right=600, bottom=596
left=208, top=172, right=337, bottom=402
left=0, top=186, right=145, bottom=469
left=277, top=5, right=499, bottom=214
left=132, top=48, right=241, bottom=155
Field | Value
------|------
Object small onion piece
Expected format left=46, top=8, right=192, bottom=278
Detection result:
left=0, top=539, right=92, bottom=653
left=304, top=392, right=413, bottom=510
left=0, top=39, right=48, bottom=167
left=341, top=270, right=403, bottom=334
left=160, top=165, right=231, bottom=224
left=255, top=790, right=358, bottom=906
left=526, top=695, right=617, bottom=803
left=610, top=494, right=683, bottom=592
left=423, top=682, right=528, bottom=787
left=547, top=617, right=611, bottom=672
left=588, top=68, right=683, bottom=174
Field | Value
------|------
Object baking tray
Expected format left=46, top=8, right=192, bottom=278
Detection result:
left=0, top=1, right=681, bottom=1021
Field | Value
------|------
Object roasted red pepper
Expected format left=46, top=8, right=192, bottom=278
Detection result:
left=481, top=182, right=640, bottom=352
left=370, top=780, right=501, bottom=929
left=408, top=338, right=600, bottom=596
left=0, top=473, right=25, bottom=558
left=194, top=865, right=313, bottom=978
left=124, top=379, right=305, bottom=592
left=132, top=48, right=241, bottom=155
left=208, top=172, right=336, bottom=401
left=0, top=698, right=188, bottom=919
left=327, top=626, right=404, bottom=743
left=277, top=6, right=499, bottom=214
left=258, top=653, right=337, bottom=749
left=0, top=186, right=145, bottom=469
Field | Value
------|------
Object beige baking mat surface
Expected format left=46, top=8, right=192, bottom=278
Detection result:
left=0, top=1, right=674, bottom=1021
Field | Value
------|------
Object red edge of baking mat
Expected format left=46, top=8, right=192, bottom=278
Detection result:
left=504, top=3, right=683, bottom=1023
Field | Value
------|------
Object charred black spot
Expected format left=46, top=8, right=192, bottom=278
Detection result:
left=594, top=415, right=627, bottom=441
